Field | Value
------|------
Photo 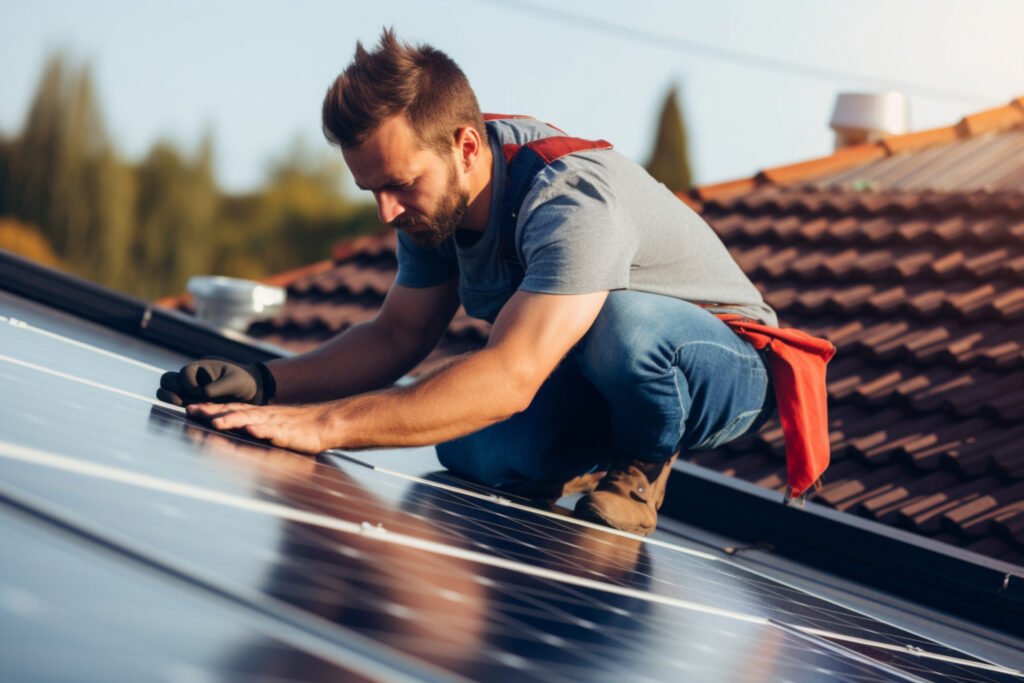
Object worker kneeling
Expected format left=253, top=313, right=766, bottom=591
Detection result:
left=160, top=30, right=817, bottom=537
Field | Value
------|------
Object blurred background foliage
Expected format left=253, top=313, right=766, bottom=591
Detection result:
left=0, top=52, right=381, bottom=299
left=0, top=52, right=690, bottom=300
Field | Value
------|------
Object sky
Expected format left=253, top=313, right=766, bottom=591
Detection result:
left=2, top=0, right=1022, bottom=194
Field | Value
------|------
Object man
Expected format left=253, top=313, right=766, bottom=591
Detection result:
left=160, top=29, right=781, bottom=536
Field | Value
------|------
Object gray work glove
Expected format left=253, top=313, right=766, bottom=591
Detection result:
left=157, top=357, right=276, bottom=406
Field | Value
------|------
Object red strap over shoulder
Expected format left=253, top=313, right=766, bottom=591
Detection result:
left=500, top=138, right=613, bottom=165
left=523, top=137, right=613, bottom=164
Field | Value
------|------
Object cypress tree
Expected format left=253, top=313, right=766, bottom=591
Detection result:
left=645, top=85, right=693, bottom=193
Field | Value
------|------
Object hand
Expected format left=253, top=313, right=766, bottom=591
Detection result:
left=186, top=402, right=332, bottom=455
left=158, top=357, right=275, bottom=406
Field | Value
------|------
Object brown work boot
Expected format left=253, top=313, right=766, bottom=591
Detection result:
left=574, top=453, right=678, bottom=536
left=525, top=470, right=607, bottom=503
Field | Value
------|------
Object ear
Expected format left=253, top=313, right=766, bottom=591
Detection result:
left=453, top=126, right=483, bottom=172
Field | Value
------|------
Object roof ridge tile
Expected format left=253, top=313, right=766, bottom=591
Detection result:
left=688, top=96, right=1024, bottom=199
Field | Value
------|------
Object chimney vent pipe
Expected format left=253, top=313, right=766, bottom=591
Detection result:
left=187, top=276, right=286, bottom=333
left=830, top=92, right=909, bottom=149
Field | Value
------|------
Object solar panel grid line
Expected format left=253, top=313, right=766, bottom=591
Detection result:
left=768, top=619, right=931, bottom=683
left=795, top=626, right=1024, bottom=677
left=0, top=350, right=999, bottom=671
left=3, top=314, right=1023, bottom=679
left=331, top=451, right=723, bottom=561
left=0, top=352, right=179, bottom=411
left=2, top=362, right=1007, bottom=679
left=1, top=437, right=1020, bottom=679
left=1, top=315, right=165, bottom=373
left=282, top=466, right=1024, bottom=671
left=0, top=484, right=461, bottom=683
left=337, top=453, right=1021, bottom=662
left=0, top=440, right=773, bottom=626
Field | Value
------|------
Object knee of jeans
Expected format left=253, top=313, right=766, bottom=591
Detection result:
left=435, top=439, right=511, bottom=487
left=575, top=292, right=675, bottom=384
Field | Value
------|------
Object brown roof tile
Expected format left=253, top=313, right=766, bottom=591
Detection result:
left=692, top=177, right=760, bottom=201
left=757, top=144, right=888, bottom=185
left=958, top=103, right=1024, bottom=136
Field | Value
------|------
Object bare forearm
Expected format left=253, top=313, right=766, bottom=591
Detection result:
left=322, top=348, right=534, bottom=449
left=267, top=320, right=427, bottom=404
left=189, top=291, right=607, bottom=458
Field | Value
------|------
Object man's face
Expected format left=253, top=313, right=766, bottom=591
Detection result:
left=343, top=115, right=469, bottom=248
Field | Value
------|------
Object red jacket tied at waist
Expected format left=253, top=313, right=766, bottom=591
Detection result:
left=714, top=314, right=837, bottom=498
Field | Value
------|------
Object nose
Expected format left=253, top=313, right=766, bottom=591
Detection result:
left=375, top=191, right=405, bottom=224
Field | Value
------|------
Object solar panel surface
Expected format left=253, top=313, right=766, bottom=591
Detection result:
left=1, top=291, right=1022, bottom=682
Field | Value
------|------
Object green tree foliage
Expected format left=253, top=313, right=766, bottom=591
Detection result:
left=0, top=51, right=379, bottom=299
left=645, top=85, right=693, bottom=193
left=128, top=134, right=219, bottom=297
left=215, top=139, right=379, bottom=279
left=1, top=54, right=133, bottom=287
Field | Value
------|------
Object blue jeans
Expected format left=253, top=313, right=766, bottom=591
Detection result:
left=436, top=291, right=775, bottom=495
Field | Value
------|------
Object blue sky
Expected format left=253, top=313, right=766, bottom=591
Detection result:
left=2, top=0, right=1021, bottom=194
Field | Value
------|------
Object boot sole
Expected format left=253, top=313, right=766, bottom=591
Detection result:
left=574, top=499, right=656, bottom=537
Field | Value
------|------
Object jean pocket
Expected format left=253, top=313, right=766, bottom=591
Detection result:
left=693, top=408, right=762, bottom=450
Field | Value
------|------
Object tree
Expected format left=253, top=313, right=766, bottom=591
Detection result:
left=645, top=85, right=693, bottom=193
left=2, top=52, right=133, bottom=287
left=2, top=51, right=381, bottom=299
left=130, top=133, right=218, bottom=298
left=214, top=137, right=379, bottom=278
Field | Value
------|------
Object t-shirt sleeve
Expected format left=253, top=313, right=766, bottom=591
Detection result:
left=517, top=155, right=637, bottom=295
left=394, top=230, right=459, bottom=288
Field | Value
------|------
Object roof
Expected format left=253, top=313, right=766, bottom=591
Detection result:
left=685, top=97, right=1024, bottom=567
left=2, top=273, right=1022, bottom=679
left=158, top=97, right=1024, bottom=567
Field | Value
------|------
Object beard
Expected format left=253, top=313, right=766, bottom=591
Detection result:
left=391, top=164, right=469, bottom=248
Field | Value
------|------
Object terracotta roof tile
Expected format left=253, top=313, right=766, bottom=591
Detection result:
left=958, top=103, right=1024, bottom=136
left=692, top=177, right=760, bottom=201
left=757, top=144, right=887, bottom=186
left=882, top=126, right=961, bottom=155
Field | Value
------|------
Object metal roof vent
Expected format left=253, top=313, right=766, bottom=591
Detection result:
left=187, top=276, right=286, bottom=333
left=830, top=92, right=909, bottom=149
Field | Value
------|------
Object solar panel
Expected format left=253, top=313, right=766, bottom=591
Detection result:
left=1, top=291, right=1022, bottom=682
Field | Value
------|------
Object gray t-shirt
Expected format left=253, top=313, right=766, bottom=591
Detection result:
left=396, top=117, right=777, bottom=327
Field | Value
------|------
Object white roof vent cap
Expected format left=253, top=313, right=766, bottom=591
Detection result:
left=187, top=276, right=286, bottom=333
left=830, top=92, right=909, bottom=149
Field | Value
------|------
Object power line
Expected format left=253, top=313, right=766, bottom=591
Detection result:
left=475, top=0, right=994, bottom=105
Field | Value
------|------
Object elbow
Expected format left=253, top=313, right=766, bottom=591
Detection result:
left=501, top=361, right=546, bottom=416
left=507, top=388, right=535, bottom=416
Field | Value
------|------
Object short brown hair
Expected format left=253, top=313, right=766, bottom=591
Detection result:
left=322, top=28, right=486, bottom=154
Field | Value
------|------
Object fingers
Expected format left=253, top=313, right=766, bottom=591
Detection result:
left=162, top=367, right=209, bottom=404
left=184, top=403, right=323, bottom=455
left=187, top=402, right=251, bottom=421
left=155, top=387, right=184, bottom=406
left=202, top=370, right=256, bottom=401
left=175, top=359, right=257, bottom=402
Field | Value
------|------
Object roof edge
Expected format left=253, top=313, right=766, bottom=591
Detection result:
left=0, top=249, right=286, bottom=364
left=690, top=95, right=1024, bottom=197
left=662, top=460, right=1024, bottom=636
